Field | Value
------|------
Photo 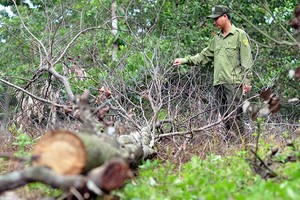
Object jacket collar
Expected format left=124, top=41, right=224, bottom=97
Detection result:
left=218, top=25, right=237, bottom=36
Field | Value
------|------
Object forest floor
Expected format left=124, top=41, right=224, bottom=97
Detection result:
left=0, top=123, right=297, bottom=199
left=0, top=130, right=243, bottom=199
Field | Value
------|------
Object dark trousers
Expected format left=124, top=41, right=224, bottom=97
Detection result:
left=214, top=84, right=244, bottom=134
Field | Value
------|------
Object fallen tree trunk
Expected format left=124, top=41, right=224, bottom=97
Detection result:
left=32, top=128, right=155, bottom=175
left=32, top=130, right=123, bottom=175
left=0, top=90, right=156, bottom=198
left=0, top=127, right=155, bottom=196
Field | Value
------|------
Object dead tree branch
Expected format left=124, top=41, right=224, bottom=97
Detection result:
left=0, top=77, right=66, bottom=108
left=0, top=158, right=131, bottom=195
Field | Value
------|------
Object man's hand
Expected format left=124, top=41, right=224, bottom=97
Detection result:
left=242, top=84, right=251, bottom=95
left=173, top=58, right=184, bottom=67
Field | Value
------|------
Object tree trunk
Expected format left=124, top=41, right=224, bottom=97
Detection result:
left=0, top=89, right=156, bottom=196
left=0, top=126, right=155, bottom=196
left=32, top=130, right=136, bottom=175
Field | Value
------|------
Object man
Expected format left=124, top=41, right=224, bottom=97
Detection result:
left=173, top=5, right=253, bottom=137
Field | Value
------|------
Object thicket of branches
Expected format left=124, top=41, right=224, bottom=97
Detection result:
left=0, top=0, right=299, bottom=142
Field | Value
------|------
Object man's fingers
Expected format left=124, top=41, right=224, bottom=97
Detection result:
left=172, top=60, right=180, bottom=67
left=173, top=58, right=183, bottom=67
left=242, top=85, right=251, bottom=95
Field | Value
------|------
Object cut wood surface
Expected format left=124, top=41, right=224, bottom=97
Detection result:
left=32, top=130, right=87, bottom=175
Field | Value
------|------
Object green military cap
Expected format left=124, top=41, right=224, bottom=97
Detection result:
left=208, top=5, right=230, bottom=19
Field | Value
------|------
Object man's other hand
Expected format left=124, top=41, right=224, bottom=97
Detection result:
left=242, top=84, right=251, bottom=95
left=173, top=58, right=184, bottom=67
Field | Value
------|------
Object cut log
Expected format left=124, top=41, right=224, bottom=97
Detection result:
left=0, top=90, right=158, bottom=196
left=32, top=130, right=121, bottom=175
left=0, top=127, right=155, bottom=195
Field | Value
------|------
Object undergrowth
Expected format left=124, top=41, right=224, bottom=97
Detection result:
left=1, top=120, right=299, bottom=200
left=115, top=144, right=300, bottom=200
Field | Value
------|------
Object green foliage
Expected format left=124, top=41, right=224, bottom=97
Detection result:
left=10, top=124, right=34, bottom=157
left=158, top=109, right=168, bottom=120
left=1, top=0, right=298, bottom=122
left=27, top=182, right=63, bottom=198
left=116, top=150, right=300, bottom=200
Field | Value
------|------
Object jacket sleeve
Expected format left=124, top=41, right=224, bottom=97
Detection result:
left=181, top=38, right=215, bottom=66
left=239, top=32, right=253, bottom=85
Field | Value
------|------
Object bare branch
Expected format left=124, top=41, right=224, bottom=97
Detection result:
left=47, top=67, right=75, bottom=101
left=12, top=0, right=48, bottom=57
left=234, top=11, right=299, bottom=46
left=0, top=77, right=66, bottom=108
left=159, top=94, right=260, bottom=138
left=0, top=166, right=87, bottom=193
left=53, top=25, right=110, bottom=66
